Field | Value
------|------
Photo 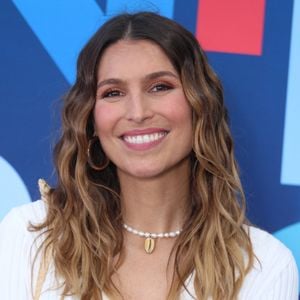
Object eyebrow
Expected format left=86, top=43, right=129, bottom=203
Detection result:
left=96, top=71, right=179, bottom=89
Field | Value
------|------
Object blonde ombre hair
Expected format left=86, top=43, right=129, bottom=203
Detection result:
left=31, top=12, right=254, bottom=300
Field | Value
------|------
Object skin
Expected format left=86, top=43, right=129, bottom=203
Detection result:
left=94, top=40, right=193, bottom=299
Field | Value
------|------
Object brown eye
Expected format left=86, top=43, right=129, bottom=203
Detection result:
left=150, top=83, right=173, bottom=92
left=102, top=89, right=124, bottom=99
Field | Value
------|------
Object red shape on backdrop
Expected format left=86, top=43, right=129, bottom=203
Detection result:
left=196, top=0, right=266, bottom=55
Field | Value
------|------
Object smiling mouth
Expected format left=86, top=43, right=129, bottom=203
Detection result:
left=122, top=132, right=168, bottom=144
left=120, top=130, right=169, bottom=150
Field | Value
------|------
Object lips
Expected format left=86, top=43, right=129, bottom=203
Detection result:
left=123, top=132, right=167, bottom=144
left=120, top=128, right=169, bottom=150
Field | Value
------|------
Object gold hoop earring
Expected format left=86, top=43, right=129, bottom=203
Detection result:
left=87, top=137, right=109, bottom=170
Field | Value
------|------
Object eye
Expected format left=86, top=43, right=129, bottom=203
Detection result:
left=150, top=83, right=173, bottom=93
left=101, top=89, right=124, bottom=99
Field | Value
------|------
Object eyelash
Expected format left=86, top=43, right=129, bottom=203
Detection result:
left=101, top=89, right=123, bottom=98
left=100, top=82, right=174, bottom=99
left=150, top=82, right=173, bottom=92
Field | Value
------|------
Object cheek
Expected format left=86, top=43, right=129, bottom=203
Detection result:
left=166, top=95, right=193, bottom=149
left=93, top=103, right=117, bottom=136
left=166, top=95, right=192, bottom=127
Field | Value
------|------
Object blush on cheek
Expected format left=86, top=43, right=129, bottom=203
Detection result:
left=164, top=100, right=192, bottom=125
left=93, top=104, right=116, bottom=134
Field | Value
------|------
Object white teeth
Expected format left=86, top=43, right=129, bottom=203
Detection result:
left=144, top=135, right=150, bottom=143
left=123, top=132, right=167, bottom=144
left=137, top=136, right=142, bottom=143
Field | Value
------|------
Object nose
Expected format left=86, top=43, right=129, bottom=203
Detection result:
left=125, top=92, right=153, bottom=123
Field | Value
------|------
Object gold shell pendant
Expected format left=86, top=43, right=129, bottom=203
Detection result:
left=144, top=237, right=155, bottom=254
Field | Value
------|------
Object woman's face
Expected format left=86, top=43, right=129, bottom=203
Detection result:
left=94, top=39, right=193, bottom=179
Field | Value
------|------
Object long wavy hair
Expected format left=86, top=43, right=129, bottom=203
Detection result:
left=31, top=12, right=254, bottom=300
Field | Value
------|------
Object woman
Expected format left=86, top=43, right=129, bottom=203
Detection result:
left=0, top=12, right=298, bottom=300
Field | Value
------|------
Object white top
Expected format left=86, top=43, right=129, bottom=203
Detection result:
left=0, top=200, right=298, bottom=300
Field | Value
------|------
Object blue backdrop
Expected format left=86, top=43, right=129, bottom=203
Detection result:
left=0, top=0, right=299, bottom=294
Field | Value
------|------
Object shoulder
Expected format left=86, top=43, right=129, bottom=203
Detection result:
left=0, top=199, right=47, bottom=233
left=0, top=200, right=48, bottom=298
left=247, top=226, right=296, bottom=274
left=0, top=200, right=48, bottom=252
left=248, top=226, right=293, bottom=265
left=239, top=226, right=299, bottom=299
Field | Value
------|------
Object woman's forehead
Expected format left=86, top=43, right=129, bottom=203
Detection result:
left=97, top=39, right=177, bottom=80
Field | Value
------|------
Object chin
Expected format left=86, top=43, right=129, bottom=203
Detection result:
left=119, top=164, right=166, bottom=180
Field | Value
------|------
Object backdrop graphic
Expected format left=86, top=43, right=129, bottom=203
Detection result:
left=0, top=0, right=299, bottom=294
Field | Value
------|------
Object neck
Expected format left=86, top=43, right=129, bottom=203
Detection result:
left=117, top=159, right=191, bottom=233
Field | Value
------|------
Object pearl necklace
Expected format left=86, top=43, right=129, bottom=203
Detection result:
left=123, top=223, right=182, bottom=254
